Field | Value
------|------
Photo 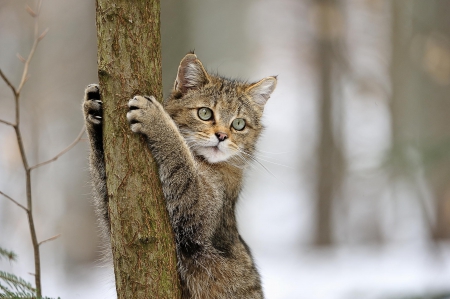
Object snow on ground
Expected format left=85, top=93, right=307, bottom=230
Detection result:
left=23, top=242, right=448, bottom=299
left=258, top=243, right=450, bottom=299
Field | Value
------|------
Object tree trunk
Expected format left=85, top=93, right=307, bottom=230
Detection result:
left=389, top=0, right=450, bottom=242
left=95, top=1, right=181, bottom=298
left=312, top=0, right=343, bottom=246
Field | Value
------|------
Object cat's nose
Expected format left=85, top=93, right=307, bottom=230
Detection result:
left=215, top=132, right=228, bottom=142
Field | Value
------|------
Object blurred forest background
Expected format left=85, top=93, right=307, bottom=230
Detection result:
left=1, top=0, right=450, bottom=298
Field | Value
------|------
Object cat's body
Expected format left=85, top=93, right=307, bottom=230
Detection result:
left=83, top=54, right=276, bottom=299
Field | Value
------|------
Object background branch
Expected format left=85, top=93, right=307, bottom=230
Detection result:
left=0, top=191, right=28, bottom=212
left=0, top=119, right=15, bottom=127
left=38, top=234, right=61, bottom=246
left=0, top=69, right=17, bottom=96
left=30, top=125, right=85, bottom=171
left=17, top=1, right=46, bottom=94
left=0, top=1, right=61, bottom=297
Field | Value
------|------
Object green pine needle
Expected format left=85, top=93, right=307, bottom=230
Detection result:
left=0, top=271, right=36, bottom=297
left=0, top=248, right=17, bottom=262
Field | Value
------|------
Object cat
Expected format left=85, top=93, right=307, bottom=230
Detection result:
left=83, top=53, right=277, bottom=299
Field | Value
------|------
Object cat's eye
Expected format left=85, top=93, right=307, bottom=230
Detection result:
left=232, top=118, right=246, bottom=131
left=198, top=107, right=213, bottom=121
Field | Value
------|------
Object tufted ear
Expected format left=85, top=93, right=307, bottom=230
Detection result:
left=174, top=53, right=210, bottom=94
left=246, top=76, right=277, bottom=106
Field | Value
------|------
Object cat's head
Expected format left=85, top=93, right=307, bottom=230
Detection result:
left=164, top=53, right=277, bottom=164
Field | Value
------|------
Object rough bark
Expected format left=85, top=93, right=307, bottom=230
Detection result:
left=95, top=1, right=181, bottom=298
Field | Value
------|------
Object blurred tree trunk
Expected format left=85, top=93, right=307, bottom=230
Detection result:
left=409, top=0, right=450, bottom=240
left=390, top=0, right=436, bottom=239
left=427, top=0, right=450, bottom=240
left=96, top=1, right=181, bottom=298
left=390, top=0, right=450, bottom=241
left=389, top=0, right=416, bottom=222
left=313, top=0, right=344, bottom=246
left=161, top=0, right=188, bottom=97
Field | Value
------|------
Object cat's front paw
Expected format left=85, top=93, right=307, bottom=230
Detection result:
left=83, top=84, right=102, bottom=126
left=126, top=95, right=163, bottom=135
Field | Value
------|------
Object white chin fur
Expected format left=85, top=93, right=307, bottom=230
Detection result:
left=196, top=144, right=233, bottom=163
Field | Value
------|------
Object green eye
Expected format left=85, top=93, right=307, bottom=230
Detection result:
left=198, top=107, right=213, bottom=121
left=232, top=118, right=246, bottom=131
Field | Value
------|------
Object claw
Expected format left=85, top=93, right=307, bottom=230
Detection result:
left=128, top=98, right=138, bottom=108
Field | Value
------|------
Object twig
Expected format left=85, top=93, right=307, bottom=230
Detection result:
left=29, top=125, right=85, bottom=171
left=38, top=28, right=49, bottom=41
left=0, top=68, right=17, bottom=96
left=17, top=19, right=40, bottom=94
left=9, top=1, right=48, bottom=96
left=37, top=0, right=43, bottom=15
left=38, top=234, right=61, bottom=246
left=0, top=1, right=46, bottom=297
left=0, top=191, right=28, bottom=212
left=0, top=119, right=15, bottom=127
left=17, top=53, right=26, bottom=63
left=26, top=5, right=37, bottom=17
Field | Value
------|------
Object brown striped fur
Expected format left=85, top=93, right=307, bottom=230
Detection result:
left=83, top=54, right=276, bottom=298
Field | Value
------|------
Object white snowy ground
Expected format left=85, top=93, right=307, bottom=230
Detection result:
left=258, top=244, right=450, bottom=299
left=31, top=243, right=450, bottom=299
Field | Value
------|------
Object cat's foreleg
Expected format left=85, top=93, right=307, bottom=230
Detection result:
left=126, top=95, right=217, bottom=260
left=83, top=84, right=110, bottom=236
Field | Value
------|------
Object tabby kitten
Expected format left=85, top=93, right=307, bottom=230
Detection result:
left=83, top=53, right=277, bottom=299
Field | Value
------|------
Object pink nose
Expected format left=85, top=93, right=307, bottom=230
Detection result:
left=215, top=132, right=228, bottom=142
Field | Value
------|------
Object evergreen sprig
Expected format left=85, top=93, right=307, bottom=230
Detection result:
left=0, top=248, right=17, bottom=262
left=0, top=270, right=36, bottom=298
left=0, top=247, right=59, bottom=298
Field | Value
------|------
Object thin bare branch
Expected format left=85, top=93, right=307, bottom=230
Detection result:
left=25, top=5, right=37, bottom=17
left=0, top=191, right=28, bottom=212
left=17, top=0, right=45, bottom=94
left=36, top=0, right=43, bottom=16
left=38, top=28, right=49, bottom=41
left=38, top=234, right=61, bottom=246
left=17, top=39, right=38, bottom=94
left=16, top=53, right=26, bottom=63
left=0, top=68, right=17, bottom=96
left=29, top=125, right=85, bottom=171
left=7, top=1, right=47, bottom=297
left=0, top=119, right=15, bottom=127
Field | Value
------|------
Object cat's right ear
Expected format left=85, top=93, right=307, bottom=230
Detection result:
left=246, top=76, right=277, bottom=106
left=174, top=54, right=210, bottom=94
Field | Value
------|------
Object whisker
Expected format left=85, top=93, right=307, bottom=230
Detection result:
left=181, top=132, right=286, bottom=175
left=251, top=155, right=294, bottom=169
left=240, top=148, right=293, bottom=169
left=229, top=154, right=249, bottom=169
left=236, top=148, right=277, bottom=178
left=256, top=149, right=293, bottom=155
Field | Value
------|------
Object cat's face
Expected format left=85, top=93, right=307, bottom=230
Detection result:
left=164, top=54, right=277, bottom=164
left=165, top=81, right=264, bottom=163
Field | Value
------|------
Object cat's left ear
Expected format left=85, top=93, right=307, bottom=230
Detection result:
left=246, top=76, right=277, bottom=106
left=174, top=53, right=210, bottom=94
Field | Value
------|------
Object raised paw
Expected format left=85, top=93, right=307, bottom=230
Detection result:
left=83, top=84, right=103, bottom=126
left=126, top=95, right=161, bottom=134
